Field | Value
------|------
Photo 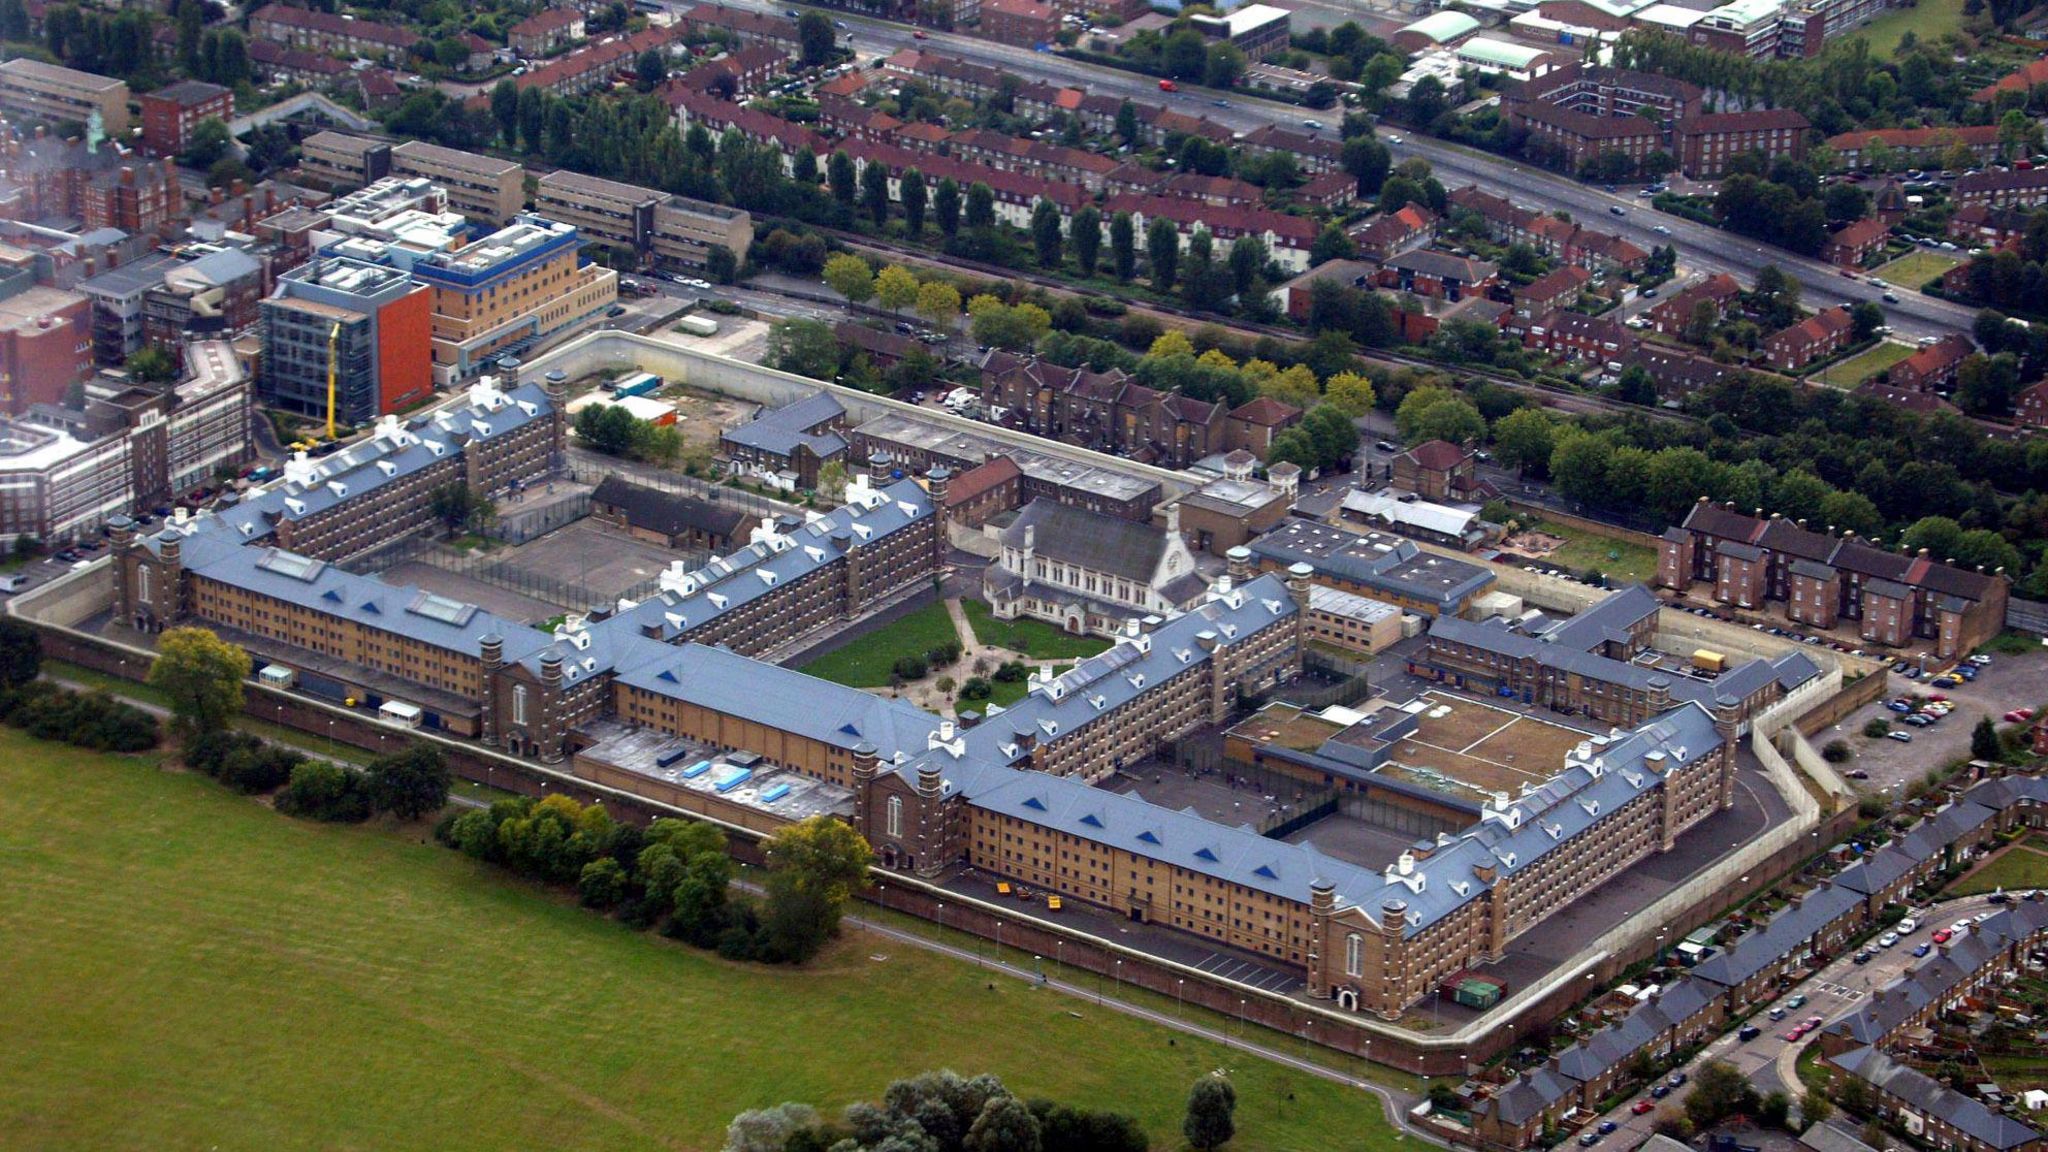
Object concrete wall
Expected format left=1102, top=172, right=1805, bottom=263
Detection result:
left=521, top=330, right=1201, bottom=502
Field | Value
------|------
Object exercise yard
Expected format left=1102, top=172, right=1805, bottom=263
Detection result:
left=0, top=730, right=1392, bottom=1152
left=1813, top=341, right=1914, bottom=389
left=1379, top=692, right=1592, bottom=801
left=1872, top=249, right=1963, bottom=289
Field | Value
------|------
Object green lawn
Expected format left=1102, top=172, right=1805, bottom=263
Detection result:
left=960, top=599, right=1113, bottom=660
left=0, top=731, right=1392, bottom=1152
left=1814, top=341, right=1915, bottom=389
left=1949, top=844, right=2048, bottom=896
left=800, top=601, right=962, bottom=687
left=1842, top=0, right=1966, bottom=55
left=1540, top=523, right=1661, bottom=586
left=1871, top=249, right=1964, bottom=290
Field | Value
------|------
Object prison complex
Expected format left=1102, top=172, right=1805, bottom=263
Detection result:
left=114, top=380, right=1772, bottom=1018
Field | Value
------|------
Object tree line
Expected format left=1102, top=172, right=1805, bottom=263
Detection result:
left=441, top=799, right=875, bottom=966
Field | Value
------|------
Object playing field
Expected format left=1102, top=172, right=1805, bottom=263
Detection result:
left=1380, top=692, right=1588, bottom=798
left=1842, top=0, right=1965, bottom=55
left=0, top=731, right=1391, bottom=1152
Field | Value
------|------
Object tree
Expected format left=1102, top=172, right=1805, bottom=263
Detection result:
left=958, top=1094, right=1040, bottom=1152
left=1683, top=1061, right=1759, bottom=1131
left=579, top=857, right=628, bottom=909
left=1974, top=715, right=2004, bottom=762
left=915, top=280, right=961, bottom=329
left=759, top=815, right=872, bottom=961
left=1071, top=205, right=1102, bottom=276
left=1183, top=1075, right=1236, bottom=1151
left=149, top=627, right=250, bottom=741
left=1025, top=198, right=1062, bottom=269
left=797, top=10, right=835, bottom=66
left=125, top=345, right=178, bottom=384
left=935, top=177, right=962, bottom=237
left=1396, top=387, right=1481, bottom=444
left=815, top=459, right=850, bottom=503
left=636, top=47, right=666, bottom=90
left=900, top=169, right=928, bottom=236
left=1115, top=98, right=1140, bottom=146
left=1800, top=1089, right=1833, bottom=1129
left=367, top=744, right=450, bottom=821
left=823, top=253, right=875, bottom=305
left=767, top=317, right=841, bottom=380
left=725, top=1103, right=824, bottom=1152
left=861, top=161, right=891, bottom=227
left=1110, top=211, right=1136, bottom=282
left=490, top=79, right=520, bottom=146
left=969, top=295, right=1051, bottom=350
left=1203, top=42, right=1245, bottom=88
left=876, top=265, right=919, bottom=313
left=1146, top=217, right=1179, bottom=291
left=828, top=150, right=856, bottom=208
left=0, top=618, right=39, bottom=691
left=1491, top=408, right=1556, bottom=477
left=1323, top=371, right=1376, bottom=418
left=1850, top=300, right=1885, bottom=341
left=1310, top=222, right=1355, bottom=266
left=180, top=117, right=232, bottom=169
left=1343, top=135, right=1391, bottom=197
left=429, top=481, right=494, bottom=539
left=965, top=182, right=996, bottom=231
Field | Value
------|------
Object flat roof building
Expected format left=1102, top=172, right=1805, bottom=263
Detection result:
left=0, top=58, right=130, bottom=136
left=390, top=141, right=525, bottom=226
left=406, top=214, right=617, bottom=383
left=300, top=132, right=394, bottom=191
left=1246, top=519, right=1496, bottom=618
left=260, top=256, right=434, bottom=425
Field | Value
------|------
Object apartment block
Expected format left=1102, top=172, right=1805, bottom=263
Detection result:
left=391, top=140, right=525, bottom=225
left=299, top=131, right=394, bottom=190
left=248, top=4, right=423, bottom=59
left=0, top=58, right=130, bottom=135
left=0, top=340, right=249, bottom=542
left=138, top=80, right=233, bottom=158
left=0, top=286, right=92, bottom=414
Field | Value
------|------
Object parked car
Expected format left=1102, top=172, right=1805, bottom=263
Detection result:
left=1579, top=1132, right=1601, bottom=1147
left=1913, top=943, right=1932, bottom=957
left=1609, top=205, right=1627, bottom=216
left=1599, top=1122, right=1619, bottom=1135
left=1769, top=1006, right=1788, bottom=1020
left=2005, top=709, right=2036, bottom=723
left=1969, top=655, right=1994, bottom=666
left=1933, top=929, right=1953, bottom=943
left=1879, top=932, right=1899, bottom=948
left=1887, top=731, right=1914, bottom=742
left=1898, top=918, right=1917, bottom=933
left=1787, top=994, right=1807, bottom=1009
left=1632, top=1101, right=1657, bottom=1115
left=1739, top=1025, right=1762, bottom=1041
left=1651, top=1085, right=1671, bottom=1099
left=1668, top=1072, right=1688, bottom=1088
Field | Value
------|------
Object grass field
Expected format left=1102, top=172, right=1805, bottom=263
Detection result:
left=1872, top=249, right=1964, bottom=290
left=1950, top=844, right=2048, bottom=896
left=961, top=599, right=1113, bottom=660
left=1814, top=341, right=1915, bottom=389
left=800, top=601, right=961, bottom=687
left=1541, top=523, right=1661, bottom=585
left=0, top=732, right=1392, bottom=1152
left=1843, top=0, right=1966, bottom=54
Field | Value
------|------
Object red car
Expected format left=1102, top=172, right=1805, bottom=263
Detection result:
left=1632, top=1101, right=1656, bottom=1115
left=1933, top=929, right=1953, bottom=944
left=1159, top=79, right=1177, bottom=91
left=1783, top=1029, right=1804, bottom=1042
left=912, top=29, right=928, bottom=38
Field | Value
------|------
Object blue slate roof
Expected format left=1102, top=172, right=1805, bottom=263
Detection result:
left=1690, top=883, right=1862, bottom=988
left=719, top=391, right=848, bottom=460
left=1832, top=1046, right=2042, bottom=1150
left=616, top=642, right=941, bottom=757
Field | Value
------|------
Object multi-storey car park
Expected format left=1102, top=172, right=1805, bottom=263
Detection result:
left=86, top=359, right=1854, bottom=1031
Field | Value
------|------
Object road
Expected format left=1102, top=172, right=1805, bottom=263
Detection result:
left=1588, top=891, right=2013, bottom=1150
left=678, top=0, right=1972, bottom=342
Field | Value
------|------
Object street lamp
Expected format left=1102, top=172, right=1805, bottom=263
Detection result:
left=936, top=901, right=945, bottom=944
left=995, top=919, right=1003, bottom=964
left=1177, top=977, right=1185, bottom=1018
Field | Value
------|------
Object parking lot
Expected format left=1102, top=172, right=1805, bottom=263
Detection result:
left=1820, top=647, right=2048, bottom=795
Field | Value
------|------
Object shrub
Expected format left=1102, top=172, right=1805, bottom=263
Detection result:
left=993, top=660, right=1029, bottom=683
left=926, top=639, right=963, bottom=667
left=959, top=676, right=993, bottom=701
left=2, top=682, right=158, bottom=752
left=1822, top=740, right=1852, bottom=763
left=1863, top=718, right=1891, bottom=738
left=892, top=654, right=929, bottom=681
left=275, top=760, right=374, bottom=823
left=218, top=743, right=303, bottom=793
left=579, top=857, right=628, bottom=909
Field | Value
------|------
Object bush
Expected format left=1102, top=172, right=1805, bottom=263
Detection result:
left=892, top=654, right=929, bottom=681
left=218, top=743, right=303, bottom=793
left=1863, top=718, right=1892, bottom=738
left=993, top=660, right=1028, bottom=683
left=1, top=681, right=158, bottom=752
left=275, top=760, right=374, bottom=823
left=1822, top=740, right=1852, bottom=763
left=959, top=676, right=993, bottom=701
left=926, top=639, right=963, bottom=667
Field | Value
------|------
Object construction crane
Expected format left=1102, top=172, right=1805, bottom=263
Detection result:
left=325, top=321, right=340, bottom=442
